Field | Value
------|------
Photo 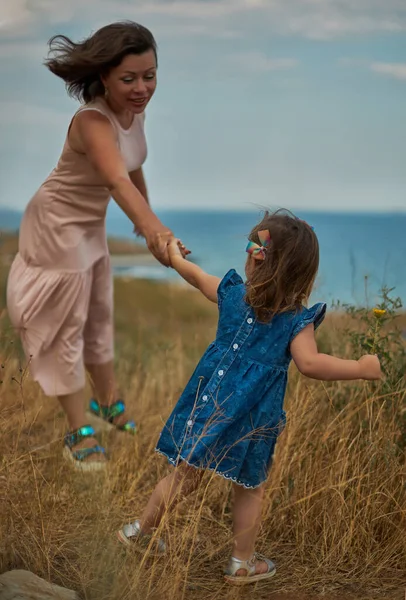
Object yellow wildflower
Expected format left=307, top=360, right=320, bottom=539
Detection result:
left=373, top=308, right=386, bottom=318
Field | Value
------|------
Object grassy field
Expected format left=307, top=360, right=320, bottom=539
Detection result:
left=0, top=266, right=405, bottom=600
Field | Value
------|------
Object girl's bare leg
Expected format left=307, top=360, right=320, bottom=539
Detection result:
left=139, top=465, right=203, bottom=534
left=231, top=483, right=268, bottom=575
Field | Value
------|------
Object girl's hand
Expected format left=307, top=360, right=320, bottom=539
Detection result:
left=178, top=240, right=191, bottom=258
left=168, top=238, right=183, bottom=265
left=358, top=355, right=382, bottom=380
left=168, top=238, right=190, bottom=262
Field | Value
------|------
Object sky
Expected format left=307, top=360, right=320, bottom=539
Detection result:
left=0, top=0, right=405, bottom=213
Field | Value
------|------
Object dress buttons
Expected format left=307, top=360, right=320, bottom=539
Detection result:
left=247, top=318, right=253, bottom=324
left=202, top=395, right=208, bottom=401
left=187, top=420, right=193, bottom=427
left=218, top=370, right=224, bottom=376
left=233, top=343, right=238, bottom=350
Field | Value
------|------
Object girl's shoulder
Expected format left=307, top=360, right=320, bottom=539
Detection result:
left=217, top=269, right=245, bottom=306
left=289, top=302, right=327, bottom=341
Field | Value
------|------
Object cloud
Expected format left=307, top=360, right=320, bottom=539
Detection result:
left=0, top=0, right=33, bottom=38
left=142, top=21, right=241, bottom=40
left=370, top=62, right=406, bottom=80
left=135, top=0, right=249, bottom=18
left=0, top=0, right=405, bottom=41
left=338, top=58, right=406, bottom=81
left=284, top=14, right=403, bottom=41
left=228, top=52, right=299, bottom=73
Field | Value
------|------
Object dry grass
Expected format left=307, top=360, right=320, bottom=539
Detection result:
left=0, top=273, right=405, bottom=600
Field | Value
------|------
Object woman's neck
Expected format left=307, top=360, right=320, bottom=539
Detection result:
left=103, top=96, right=134, bottom=130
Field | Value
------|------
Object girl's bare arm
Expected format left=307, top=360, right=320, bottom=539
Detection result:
left=291, top=324, right=382, bottom=381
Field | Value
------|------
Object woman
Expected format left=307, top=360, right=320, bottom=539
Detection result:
left=7, top=21, right=187, bottom=471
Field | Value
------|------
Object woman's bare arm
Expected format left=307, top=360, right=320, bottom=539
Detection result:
left=71, top=110, right=172, bottom=265
left=130, top=167, right=149, bottom=205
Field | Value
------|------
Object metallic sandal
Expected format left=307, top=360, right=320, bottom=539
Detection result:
left=224, top=553, right=276, bottom=585
left=117, top=520, right=166, bottom=557
left=63, top=425, right=107, bottom=472
left=86, top=399, right=136, bottom=434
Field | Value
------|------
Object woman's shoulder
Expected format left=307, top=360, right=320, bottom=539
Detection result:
left=63, top=99, right=120, bottom=156
left=74, top=98, right=114, bottom=122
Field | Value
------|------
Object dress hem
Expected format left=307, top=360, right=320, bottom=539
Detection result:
left=155, top=447, right=265, bottom=490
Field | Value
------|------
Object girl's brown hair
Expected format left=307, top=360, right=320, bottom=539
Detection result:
left=245, top=209, right=319, bottom=322
left=44, top=21, right=158, bottom=103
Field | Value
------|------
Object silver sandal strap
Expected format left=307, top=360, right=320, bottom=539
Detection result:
left=122, top=520, right=166, bottom=554
left=225, top=552, right=275, bottom=577
left=224, top=555, right=256, bottom=576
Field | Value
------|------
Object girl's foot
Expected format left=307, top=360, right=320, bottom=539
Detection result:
left=63, top=425, right=107, bottom=471
left=87, top=399, right=136, bottom=434
left=224, top=553, right=276, bottom=585
left=117, top=520, right=166, bottom=557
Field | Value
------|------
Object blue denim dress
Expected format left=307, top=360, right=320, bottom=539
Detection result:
left=156, top=269, right=326, bottom=488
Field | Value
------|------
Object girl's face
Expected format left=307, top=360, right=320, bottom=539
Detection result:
left=101, top=50, right=157, bottom=114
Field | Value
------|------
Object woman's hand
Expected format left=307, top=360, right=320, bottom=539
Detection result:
left=144, top=227, right=173, bottom=266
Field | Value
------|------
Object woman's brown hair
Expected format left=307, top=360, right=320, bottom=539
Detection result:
left=245, top=209, right=319, bottom=322
left=44, top=21, right=158, bottom=103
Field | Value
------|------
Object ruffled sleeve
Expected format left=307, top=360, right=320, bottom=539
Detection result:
left=290, top=302, right=327, bottom=342
left=217, top=269, right=244, bottom=307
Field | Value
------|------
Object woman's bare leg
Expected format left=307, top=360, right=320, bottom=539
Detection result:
left=59, top=390, right=106, bottom=462
left=86, top=360, right=129, bottom=426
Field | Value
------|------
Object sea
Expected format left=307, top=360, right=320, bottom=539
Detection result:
left=106, top=206, right=406, bottom=308
left=1, top=206, right=405, bottom=308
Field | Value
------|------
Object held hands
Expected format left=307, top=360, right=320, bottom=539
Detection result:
left=168, top=238, right=189, bottom=266
left=358, top=355, right=383, bottom=380
left=143, top=228, right=190, bottom=267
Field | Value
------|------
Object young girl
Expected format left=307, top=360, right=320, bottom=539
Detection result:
left=117, top=210, right=381, bottom=585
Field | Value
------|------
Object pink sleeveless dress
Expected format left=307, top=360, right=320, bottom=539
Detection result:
left=6, top=98, right=147, bottom=396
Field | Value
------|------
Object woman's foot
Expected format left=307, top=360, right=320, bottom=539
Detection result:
left=87, top=399, right=136, bottom=434
left=71, top=437, right=107, bottom=462
left=63, top=425, right=107, bottom=471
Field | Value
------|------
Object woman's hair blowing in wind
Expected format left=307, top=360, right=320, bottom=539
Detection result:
left=44, top=21, right=158, bottom=103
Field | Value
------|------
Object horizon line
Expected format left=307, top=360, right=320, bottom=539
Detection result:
left=1, top=206, right=406, bottom=216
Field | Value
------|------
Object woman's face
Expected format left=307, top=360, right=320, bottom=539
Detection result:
left=101, top=49, right=157, bottom=114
